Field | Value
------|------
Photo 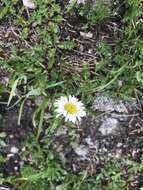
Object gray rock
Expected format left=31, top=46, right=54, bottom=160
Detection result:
left=71, top=142, right=88, bottom=159
left=99, top=117, right=119, bottom=135
left=92, top=95, right=129, bottom=113
left=10, top=147, right=19, bottom=154
left=51, top=95, right=143, bottom=173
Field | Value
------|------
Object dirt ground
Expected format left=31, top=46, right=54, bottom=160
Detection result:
left=0, top=94, right=143, bottom=189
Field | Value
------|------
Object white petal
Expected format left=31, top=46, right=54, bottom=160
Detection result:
left=54, top=96, right=67, bottom=106
left=75, top=115, right=81, bottom=122
left=70, top=116, right=77, bottom=123
left=76, top=102, right=84, bottom=107
left=63, top=111, right=68, bottom=117
left=65, top=115, right=69, bottom=122
left=70, top=96, right=79, bottom=105
left=67, top=114, right=76, bottom=123
left=68, top=95, right=72, bottom=102
left=78, top=111, right=86, bottom=117
left=60, top=96, right=68, bottom=103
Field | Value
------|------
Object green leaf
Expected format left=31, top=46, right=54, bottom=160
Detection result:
left=58, top=40, right=76, bottom=50
left=56, top=185, right=67, bottom=190
left=7, top=78, right=19, bottom=106
left=21, top=27, right=29, bottom=39
left=136, top=71, right=143, bottom=84
left=26, top=88, right=42, bottom=98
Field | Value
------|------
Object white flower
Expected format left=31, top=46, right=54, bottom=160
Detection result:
left=69, top=0, right=85, bottom=4
left=54, top=95, right=86, bottom=123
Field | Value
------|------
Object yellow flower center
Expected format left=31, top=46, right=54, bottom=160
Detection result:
left=64, top=103, right=78, bottom=114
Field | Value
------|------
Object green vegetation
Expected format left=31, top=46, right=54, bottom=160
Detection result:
left=2, top=137, right=143, bottom=190
left=0, top=0, right=143, bottom=189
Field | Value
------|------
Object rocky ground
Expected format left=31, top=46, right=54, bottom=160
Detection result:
left=0, top=94, right=34, bottom=177
left=0, top=93, right=143, bottom=189
left=51, top=95, right=143, bottom=173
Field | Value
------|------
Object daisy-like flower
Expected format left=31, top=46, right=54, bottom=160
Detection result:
left=54, top=95, right=86, bottom=123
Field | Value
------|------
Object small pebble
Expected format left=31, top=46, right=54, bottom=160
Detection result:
left=80, top=31, right=93, bottom=39
left=10, top=147, right=19, bottom=154
left=9, top=134, right=14, bottom=138
left=20, top=161, right=24, bottom=166
left=14, top=166, right=18, bottom=171
left=7, top=154, right=14, bottom=158
left=0, top=187, right=11, bottom=190
left=0, top=132, right=7, bottom=138
left=14, top=160, right=19, bottom=164
left=117, top=142, right=123, bottom=148
left=22, top=146, right=26, bottom=152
